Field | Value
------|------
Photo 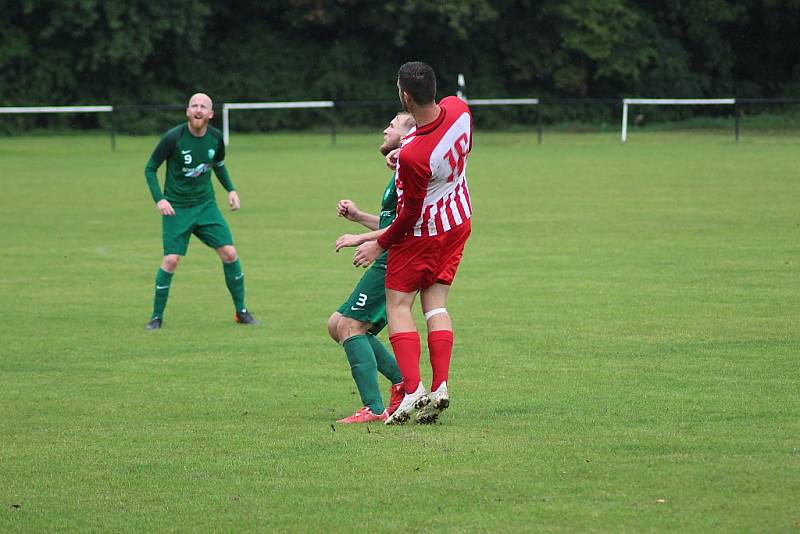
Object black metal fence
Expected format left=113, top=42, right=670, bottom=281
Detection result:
left=2, top=98, right=798, bottom=150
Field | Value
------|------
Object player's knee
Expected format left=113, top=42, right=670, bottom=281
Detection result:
left=218, top=245, right=238, bottom=263
left=161, top=255, right=180, bottom=272
left=337, top=317, right=370, bottom=343
left=424, top=307, right=448, bottom=321
left=327, top=313, right=341, bottom=343
left=424, top=307, right=451, bottom=330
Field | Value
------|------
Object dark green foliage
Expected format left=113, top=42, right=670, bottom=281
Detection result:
left=1, top=0, right=798, bottom=132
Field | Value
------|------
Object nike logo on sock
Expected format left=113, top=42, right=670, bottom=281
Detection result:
left=156, top=285, right=170, bottom=289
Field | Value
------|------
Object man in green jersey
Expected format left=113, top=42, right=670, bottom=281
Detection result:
left=143, top=93, right=259, bottom=330
left=327, top=112, right=415, bottom=423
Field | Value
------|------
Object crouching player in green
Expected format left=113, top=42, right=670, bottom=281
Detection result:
left=327, top=112, right=416, bottom=423
left=144, top=92, right=260, bottom=330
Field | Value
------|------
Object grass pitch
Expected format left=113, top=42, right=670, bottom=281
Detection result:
left=1, top=130, right=799, bottom=531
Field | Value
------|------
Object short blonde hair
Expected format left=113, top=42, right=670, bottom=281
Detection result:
left=397, top=111, right=415, bottom=130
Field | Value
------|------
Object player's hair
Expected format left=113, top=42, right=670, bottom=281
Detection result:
left=188, top=92, right=214, bottom=110
left=397, top=111, right=416, bottom=129
left=398, top=62, right=436, bottom=105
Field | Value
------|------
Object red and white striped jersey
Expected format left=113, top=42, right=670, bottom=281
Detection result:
left=378, top=96, right=473, bottom=248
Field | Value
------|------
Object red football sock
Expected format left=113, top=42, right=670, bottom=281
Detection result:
left=389, top=331, right=421, bottom=393
left=428, top=329, right=454, bottom=391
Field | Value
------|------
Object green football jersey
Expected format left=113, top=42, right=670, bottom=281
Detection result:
left=145, top=124, right=235, bottom=207
left=376, top=173, right=398, bottom=264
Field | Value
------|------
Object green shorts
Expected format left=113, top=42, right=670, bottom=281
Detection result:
left=162, top=199, right=234, bottom=256
left=337, top=262, right=388, bottom=336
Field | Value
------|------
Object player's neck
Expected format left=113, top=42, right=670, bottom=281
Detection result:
left=412, top=104, right=441, bottom=129
left=187, top=122, right=208, bottom=137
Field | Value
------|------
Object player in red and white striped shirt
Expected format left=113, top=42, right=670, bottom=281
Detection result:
left=354, top=61, right=473, bottom=425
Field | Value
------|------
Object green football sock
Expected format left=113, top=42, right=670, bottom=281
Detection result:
left=152, top=268, right=174, bottom=320
left=367, top=334, right=403, bottom=385
left=343, top=335, right=384, bottom=414
left=223, top=258, right=246, bottom=312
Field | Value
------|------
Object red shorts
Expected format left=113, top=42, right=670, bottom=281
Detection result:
left=385, top=220, right=471, bottom=292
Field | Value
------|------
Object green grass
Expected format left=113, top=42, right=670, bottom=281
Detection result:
left=1, top=131, right=799, bottom=532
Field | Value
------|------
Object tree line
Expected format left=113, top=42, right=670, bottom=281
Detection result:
left=2, top=0, right=798, bottom=132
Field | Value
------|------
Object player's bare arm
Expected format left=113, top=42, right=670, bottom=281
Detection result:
left=337, top=199, right=380, bottom=230
left=335, top=228, right=387, bottom=252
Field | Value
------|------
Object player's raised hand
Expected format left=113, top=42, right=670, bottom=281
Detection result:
left=353, top=240, right=383, bottom=268
left=228, top=191, right=241, bottom=211
left=156, top=199, right=175, bottom=216
left=335, top=233, right=363, bottom=252
left=385, top=148, right=401, bottom=170
left=337, top=199, right=360, bottom=221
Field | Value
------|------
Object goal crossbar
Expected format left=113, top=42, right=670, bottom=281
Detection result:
left=467, top=98, right=539, bottom=106
left=621, top=98, right=736, bottom=142
left=222, top=101, right=334, bottom=146
left=0, top=105, right=113, bottom=114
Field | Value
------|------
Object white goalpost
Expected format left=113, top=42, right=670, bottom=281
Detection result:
left=0, top=105, right=116, bottom=147
left=621, top=98, right=736, bottom=142
left=220, top=96, right=541, bottom=146
left=222, top=101, right=334, bottom=146
left=0, top=105, right=114, bottom=114
left=456, top=73, right=541, bottom=142
left=457, top=72, right=539, bottom=106
left=464, top=98, right=541, bottom=143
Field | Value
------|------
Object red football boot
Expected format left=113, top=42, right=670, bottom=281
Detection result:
left=386, top=383, right=405, bottom=416
left=336, top=407, right=388, bottom=424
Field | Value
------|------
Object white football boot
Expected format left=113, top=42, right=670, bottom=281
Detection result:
left=385, top=383, right=430, bottom=425
left=415, top=381, right=449, bottom=424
